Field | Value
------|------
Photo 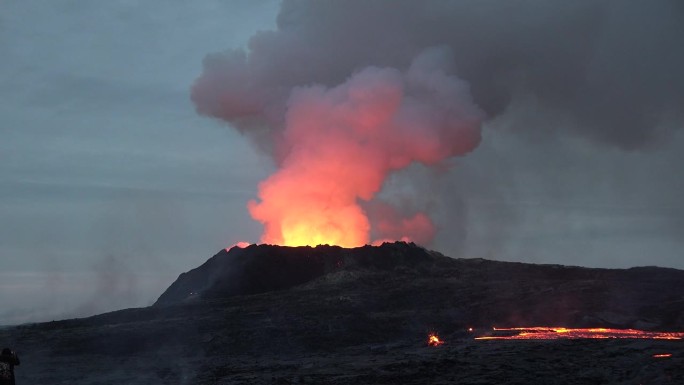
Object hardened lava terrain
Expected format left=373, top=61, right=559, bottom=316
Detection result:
left=2, top=242, right=684, bottom=384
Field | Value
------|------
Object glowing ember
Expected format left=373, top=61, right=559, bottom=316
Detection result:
left=652, top=353, right=673, bottom=358
left=225, top=241, right=251, bottom=251
left=428, top=333, right=444, bottom=346
left=474, top=327, right=684, bottom=340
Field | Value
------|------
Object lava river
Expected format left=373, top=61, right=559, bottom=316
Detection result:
left=474, top=327, right=684, bottom=340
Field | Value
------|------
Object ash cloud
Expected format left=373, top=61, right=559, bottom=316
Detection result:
left=245, top=48, right=482, bottom=246
left=191, top=0, right=684, bottom=252
left=193, top=0, right=684, bottom=150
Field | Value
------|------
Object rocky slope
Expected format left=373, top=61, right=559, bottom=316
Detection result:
left=157, top=242, right=684, bottom=330
left=2, top=242, right=683, bottom=384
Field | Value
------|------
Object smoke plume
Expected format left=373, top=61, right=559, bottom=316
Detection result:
left=191, top=0, right=684, bottom=246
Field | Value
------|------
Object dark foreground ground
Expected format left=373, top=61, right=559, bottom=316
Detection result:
left=7, top=334, right=684, bottom=384
left=2, top=243, right=683, bottom=384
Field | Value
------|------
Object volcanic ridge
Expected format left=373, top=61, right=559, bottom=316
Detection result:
left=157, top=242, right=684, bottom=331
left=3, top=242, right=684, bottom=384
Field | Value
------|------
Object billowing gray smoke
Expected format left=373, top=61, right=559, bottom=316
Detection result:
left=193, top=0, right=683, bottom=150
left=190, top=0, right=684, bottom=252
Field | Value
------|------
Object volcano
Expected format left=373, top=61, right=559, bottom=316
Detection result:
left=156, top=242, right=684, bottom=331
left=3, top=242, right=684, bottom=384
left=155, top=242, right=436, bottom=306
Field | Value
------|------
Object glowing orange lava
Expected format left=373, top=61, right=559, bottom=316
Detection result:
left=428, top=333, right=444, bottom=346
left=474, top=327, right=684, bottom=340
left=652, top=353, right=673, bottom=358
left=225, top=241, right=251, bottom=251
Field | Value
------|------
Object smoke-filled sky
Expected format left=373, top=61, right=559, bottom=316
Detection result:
left=1, top=0, right=683, bottom=324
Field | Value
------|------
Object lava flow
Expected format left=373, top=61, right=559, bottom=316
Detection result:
left=428, top=333, right=444, bottom=346
left=475, top=327, right=684, bottom=340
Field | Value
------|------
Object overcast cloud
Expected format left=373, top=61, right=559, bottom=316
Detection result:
left=1, top=0, right=683, bottom=325
left=0, top=0, right=280, bottom=324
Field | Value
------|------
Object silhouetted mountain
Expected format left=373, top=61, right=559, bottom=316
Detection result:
left=155, top=242, right=684, bottom=330
left=155, top=242, right=435, bottom=306
left=2, top=242, right=684, bottom=384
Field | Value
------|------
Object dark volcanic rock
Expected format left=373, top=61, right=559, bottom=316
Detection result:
left=3, top=242, right=684, bottom=384
left=155, top=242, right=435, bottom=306
left=155, top=242, right=684, bottom=331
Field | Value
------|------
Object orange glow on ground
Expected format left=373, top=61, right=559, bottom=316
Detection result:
left=428, top=333, right=444, bottom=346
left=474, top=327, right=684, bottom=340
left=652, top=353, right=673, bottom=358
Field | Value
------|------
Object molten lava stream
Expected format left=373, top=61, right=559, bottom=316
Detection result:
left=474, top=327, right=684, bottom=340
left=428, top=333, right=444, bottom=346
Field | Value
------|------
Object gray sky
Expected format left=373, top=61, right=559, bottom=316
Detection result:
left=0, top=0, right=280, bottom=324
left=1, top=0, right=683, bottom=325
